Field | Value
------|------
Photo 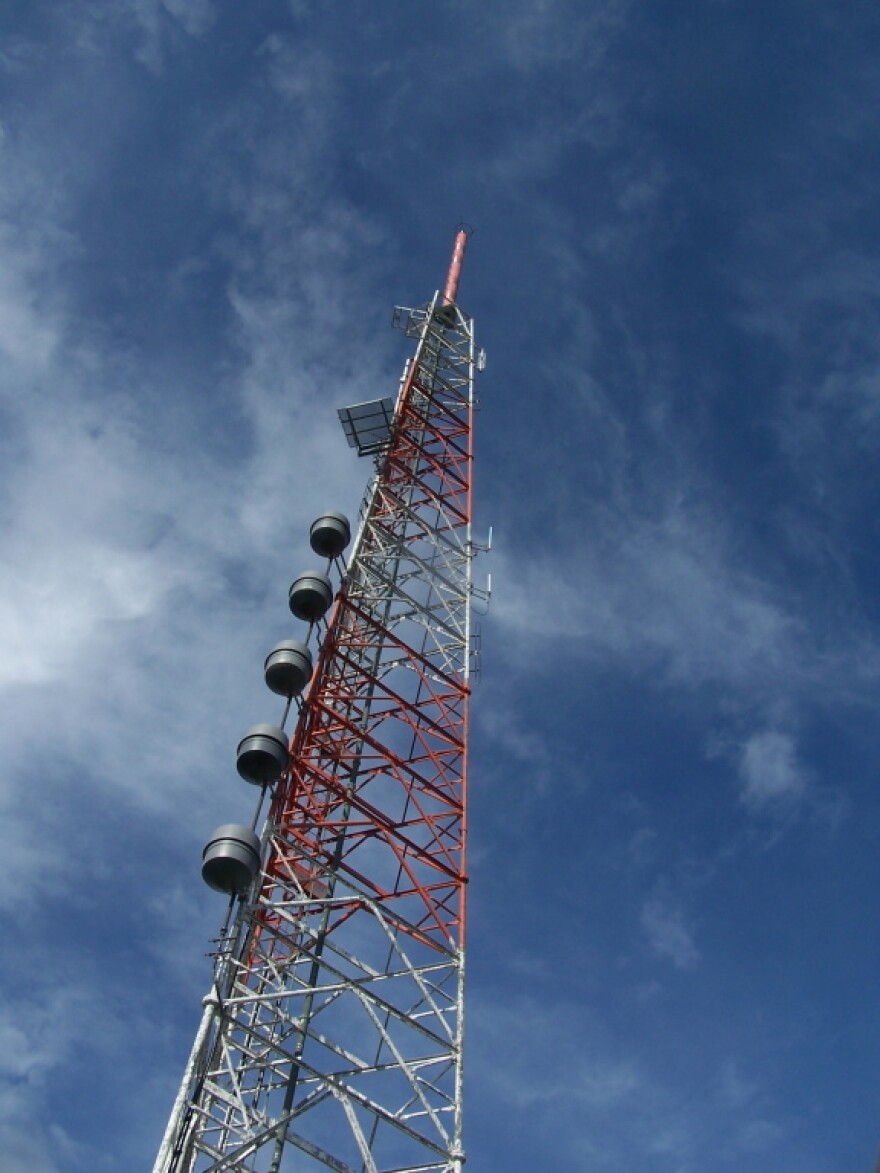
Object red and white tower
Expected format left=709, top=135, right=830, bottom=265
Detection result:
left=154, top=230, right=482, bottom=1173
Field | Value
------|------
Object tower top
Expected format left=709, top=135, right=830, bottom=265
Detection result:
left=442, top=226, right=471, bottom=306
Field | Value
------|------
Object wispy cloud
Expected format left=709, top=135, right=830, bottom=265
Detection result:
left=0, top=979, right=106, bottom=1173
left=498, top=0, right=631, bottom=74
left=490, top=498, right=801, bottom=696
left=640, top=886, right=700, bottom=970
left=110, top=0, right=217, bottom=73
left=0, top=24, right=394, bottom=1163
left=470, top=994, right=642, bottom=1113
left=738, top=729, right=807, bottom=809
left=1, top=5, right=877, bottom=1171
left=467, top=989, right=793, bottom=1170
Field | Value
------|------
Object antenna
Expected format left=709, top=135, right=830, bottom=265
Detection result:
left=442, top=225, right=471, bottom=306
left=153, top=239, right=485, bottom=1173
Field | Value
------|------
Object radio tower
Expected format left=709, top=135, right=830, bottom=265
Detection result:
left=154, top=229, right=482, bottom=1173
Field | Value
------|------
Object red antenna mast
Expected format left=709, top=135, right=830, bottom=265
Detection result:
left=442, top=227, right=470, bottom=306
left=154, top=230, right=485, bottom=1173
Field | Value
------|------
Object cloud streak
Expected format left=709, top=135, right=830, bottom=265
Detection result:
left=1, top=4, right=879, bottom=1171
left=641, top=888, right=700, bottom=970
left=738, top=729, right=807, bottom=809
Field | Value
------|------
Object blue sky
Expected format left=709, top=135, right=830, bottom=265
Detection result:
left=1, top=1, right=879, bottom=1170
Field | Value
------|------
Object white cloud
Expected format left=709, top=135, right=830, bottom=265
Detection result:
left=739, top=729, right=806, bottom=808
left=117, top=0, right=217, bottom=72
left=161, top=0, right=215, bottom=37
left=491, top=500, right=799, bottom=697
left=468, top=989, right=794, bottom=1170
left=0, top=412, right=189, bottom=687
left=641, top=889, right=700, bottom=970
left=737, top=1117, right=786, bottom=1153
left=0, top=223, right=62, bottom=369
left=0, top=1130, right=60, bottom=1173
left=0, top=980, right=111, bottom=1170
left=717, top=1059, right=758, bottom=1110
left=0, top=21, right=382, bottom=924
left=0, top=10, right=873, bottom=1171
left=0, top=989, right=88, bottom=1087
left=471, top=995, right=642, bottom=1114
left=500, top=0, right=630, bottom=73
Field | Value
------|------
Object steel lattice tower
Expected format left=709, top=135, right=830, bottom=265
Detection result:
left=154, top=230, right=481, bottom=1173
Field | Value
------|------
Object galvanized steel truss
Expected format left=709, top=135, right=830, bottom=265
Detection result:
left=155, top=292, right=476, bottom=1173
